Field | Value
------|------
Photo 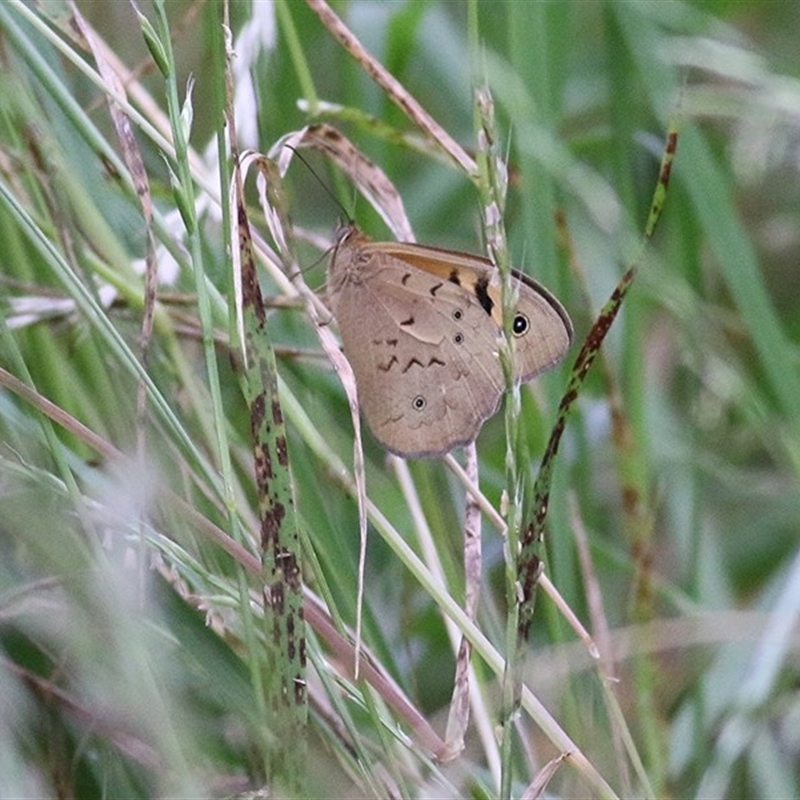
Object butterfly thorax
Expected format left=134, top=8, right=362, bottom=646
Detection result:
left=328, top=223, right=378, bottom=299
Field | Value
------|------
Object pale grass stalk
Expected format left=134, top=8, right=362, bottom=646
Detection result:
left=391, top=454, right=500, bottom=780
left=305, top=0, right=476, bottom=176
left=570, top=492, right=632, bottom=794
left=445, top=454, right=597, bottom=654
left=70, top=3, right=159, bottom=607
left=442, top=443, right=483, bottom=760
left=521, top=752, right=571, bottom=800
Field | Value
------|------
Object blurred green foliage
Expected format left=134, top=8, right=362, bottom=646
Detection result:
left=0, top=1, right=799, bottom=797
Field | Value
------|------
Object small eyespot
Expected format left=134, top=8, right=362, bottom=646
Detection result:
left=453, top=332, right=464, bottom=345
left=513, top=313, right=530, bottom=337
left=412, top=395, right=426, bottom=411
left=452, top=309, right=463, bottom=321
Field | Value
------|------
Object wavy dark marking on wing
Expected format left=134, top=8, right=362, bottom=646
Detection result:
left=429, top=282, right=443, bottom=296
left=401, top=273, right=411, bottom=285
left=400, top=316, right=415, bottom=326
left=378, top=355, right=399, bottom=372
left=448, top=269, right=461, bottom=285
left=403, top=356, right=445, bottom=373
left=474, top=276, right=493, bottom=316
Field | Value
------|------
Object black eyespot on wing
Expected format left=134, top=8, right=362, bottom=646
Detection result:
left=454, top=332, right=464, bottom=344
left=452, top=309, right=463, bottom=321
left=474, top=276, right=493, bottom=316
left=513, top=313, right=530, bottom=336
left=412, top=395, right=426, bottom=411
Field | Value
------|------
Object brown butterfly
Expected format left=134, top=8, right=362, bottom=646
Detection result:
left=328, top=223, right=572, bottom=458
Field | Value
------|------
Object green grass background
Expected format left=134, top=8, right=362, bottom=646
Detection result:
left=1, top=1, right=799, bottom=797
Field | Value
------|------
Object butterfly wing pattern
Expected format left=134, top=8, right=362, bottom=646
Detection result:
left=328, top=224, right=572, bottom=458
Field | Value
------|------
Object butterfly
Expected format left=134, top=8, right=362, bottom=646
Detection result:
left=327, top=223, right=572, bottom=458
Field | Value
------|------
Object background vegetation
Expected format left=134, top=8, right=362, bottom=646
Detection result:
left=1, top=1, right=799, bottom=797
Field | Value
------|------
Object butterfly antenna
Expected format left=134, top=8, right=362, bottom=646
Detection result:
left=284, top=144, right=353, bottom=224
